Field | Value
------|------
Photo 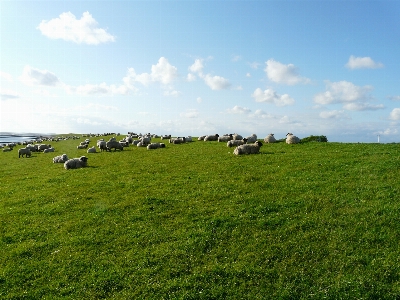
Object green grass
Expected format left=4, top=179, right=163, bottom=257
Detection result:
left=1, top=137, right=400, bottom=299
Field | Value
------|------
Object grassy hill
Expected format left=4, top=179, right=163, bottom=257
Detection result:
left=1, top=136, right=399, bottom=299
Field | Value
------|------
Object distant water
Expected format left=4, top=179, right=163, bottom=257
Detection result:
left=0, top=134, right=41, bottom=144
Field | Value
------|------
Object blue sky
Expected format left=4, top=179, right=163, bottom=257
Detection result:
left=1, top=0, right=400, bottom=142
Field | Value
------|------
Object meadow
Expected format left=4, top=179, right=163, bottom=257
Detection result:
left=1, top=135, right=400, bottom=299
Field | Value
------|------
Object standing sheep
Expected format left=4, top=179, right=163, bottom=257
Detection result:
left=233, top=141, right=263, bottom=155
left=64, top=156, right=89, bottom=170
left=18, top=148, right=32, bottom=158
left=264, top=134, right=277, bottom=143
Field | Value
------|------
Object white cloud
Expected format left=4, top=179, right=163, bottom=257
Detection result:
left=180, top=109, right=199, bottom=118
left=189, top=59, right=204, bottom=73
left=389, top=108, right=400, bottom=120
left=345, top=55, right=384, bottom=70
left=163, top=89, right=182, bottom=97
left=19, top=65, right=60, bottom=86
left=252, top=88, right=295, bottom=106
left=319, top=110, right=345, bottom=119
left=249, top=62, right=261, bottom=69
left=231, top=55, right=241, bottom=62
left=123, top=57, right=178, bottom=87
left=187, top=73, right=196, bottom=82
left=37, top=11, right=115, bottom=45
left=0, top=89, right=19, bottom=101
left=388, top=95, right=400, bottom=101
left=246, top=73, right=251, bottom=77
left=203, top=74, right=231, bottom=90
left=196, top=97, right=203, bottom=103
left=67, top=82, right=129, bottom=95
left=314, top=81, right=373, bottom=105
left=265, top=59, right=310, bottom=85
left=1, top=71, right=13, bottom=82
left=227, top=105, right=251, bottom=114
left=343, top=102, right=384, bottom=111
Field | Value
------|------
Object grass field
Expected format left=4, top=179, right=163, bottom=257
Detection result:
left=1, top=136, right=400, bottom=299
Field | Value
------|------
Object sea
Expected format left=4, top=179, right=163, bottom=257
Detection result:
left=0, top=133, right=48, bottom=144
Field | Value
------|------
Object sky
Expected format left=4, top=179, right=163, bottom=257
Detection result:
left=1, top=0, right=400, bottom=142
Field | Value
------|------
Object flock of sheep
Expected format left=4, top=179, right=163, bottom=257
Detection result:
left=2, top=132, right=301, bottom=170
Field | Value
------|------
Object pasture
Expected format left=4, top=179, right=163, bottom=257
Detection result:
left=1, top=135, right=400, bottom=299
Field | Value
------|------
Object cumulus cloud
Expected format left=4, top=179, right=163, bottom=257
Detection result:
left=163, top=89, right=182, bottom=97
left=0, top=89, right=19, bottom=101
left=227, top=105, right=251, bottom=114
left=203, top=74, right=231, bottom=90
left=1, top=71, right=13, bottom=82
left=188, top=58, right=231, bottom=90
left=19, top=65, right=60, bottom=86
left=252, top=88, right=295, bottom=106
left=180, top=109, right=199, bottom=118
left=187, top=73, right=196, bottom=82
left=343, top=102, right=384, bottom=111
left=314, top=81, right=373, bottom=105
left=37, top=11, right=115, bottom=45
left=265, top=59, right=310, bottom=85
left=345, top=55, right=384, bottom=70
left=319, top=110, right=345, bottom=119
left=123, top=57, right=178, bottom=87
left=389, top=108, right=400, bottom=120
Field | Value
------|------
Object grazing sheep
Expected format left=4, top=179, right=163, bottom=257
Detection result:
left=87, top=146, right=96, bottom=153
left=106, top=140, right=124, bottom=151
left=43, top=147, right=55, bottom=153
left=53, top=154, right=68, bottom=163
left=218, top=134, right=233, bottom=142
left=286, top=133, right=300, bottom=144
left=37, top=144, right=51, bottom=152
left=64, top=156, right=88, bottom=170
left=264, top=134, right=277, bottom=143
left=147, top=143, right=166, bottom=150
left=204, top=134, right=219, bottom=141
left=18, top=148, right=31, bottom=158
left=245, top=134, right=258, bottom=143
left=233, top=141, right=263, bottom=155
left=227, top=138, right=248, bottom=147
left=97, top=140, right=107, bottom=151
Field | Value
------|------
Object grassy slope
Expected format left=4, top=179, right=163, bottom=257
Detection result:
left=1, top=137, right=400, bottom=299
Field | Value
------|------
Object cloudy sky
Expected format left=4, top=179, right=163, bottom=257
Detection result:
left=1, top=0, right=400, bottom=142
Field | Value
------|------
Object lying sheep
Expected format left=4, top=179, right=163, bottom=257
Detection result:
left=218, top=134, right=233, bottom=142
left=227, top=138, right=248, bottom=147
left=232, top=133, right=243, bottom=140
left=64, top=156, right=88, bottom=170
left=43, top=147, right=55, bottom=153
left=169, top=137, right=186, bottom=144
left=77, top=144, right=88, bottom=149
left=233, top=141, right=263, bottom=155
left=204, top=134, right=219, bottom=141
left=286, top=133, right=300, bottom=144
left=264, top=134, right=277, bottom=143
left=2, top=147, right=13, bottom=152
left=37, top=144, right=51, bottom=152
left=87, top=146, right=96, bottom=153
left=53, top=154, right=68, bottom=163
left=18, top=148, right=32, bottom=158
left=245, top=134, right=258, bottom=143
left=147, top=143, right=166, bottom=150
left=198, top=136, right=206, bottom=141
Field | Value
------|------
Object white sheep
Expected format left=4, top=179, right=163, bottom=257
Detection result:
left=227, top=138, right=248, bottom=147
left=43, top=147, right=55, bottom=153
left=245, top=134, right=258, bottom=143
left=232, top=133, right=243, bottom=140
left=169, top=137, right=186, bottom=144
left=286, top=133, right=300, bottom=144
left=106, top=140, right=124, bottom=151
left=64, top=156, right=88, bottom=170
left=233, top=141, right=263, bottom=155
left=218, top=134, right=233, bottom=142
left=18, top=148, right=31, bottom=158
left=198, top=136, right=206, bottom=141
left=77, top=144, right=88, bottom=149
left=264, top=134, right=277, bottom=143
left=2, top=147, right=13, bottom=152
left=87, top=146, right=96, bottom=153
left=147, top=143, right=166, bottom=150
left=53, top=154, right=68, bottom=163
